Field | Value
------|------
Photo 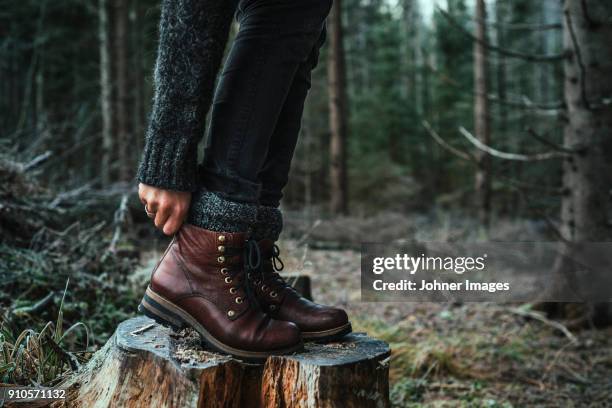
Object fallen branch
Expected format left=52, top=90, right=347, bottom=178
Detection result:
left=107, top=194, right=130, bottom=254
left=48, top=183, right=94, bottom=209
left=507, top=306, right=577, bottom=343
left=422, top=121, right=477, bottom=163
left=11, top=292, right=56, bottom=316
left=23, top=150, right=52, bottom=171
left=458, top=126, right=568, bottom=161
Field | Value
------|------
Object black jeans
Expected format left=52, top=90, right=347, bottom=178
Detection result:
left=200, top=0, right=331, bottom=207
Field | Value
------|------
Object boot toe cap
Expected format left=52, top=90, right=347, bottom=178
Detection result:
left=265, top=320, right=302, bottom=350
left=319, top=307, right=349, bottom=329
left=297, top=306, right=349, bottom=332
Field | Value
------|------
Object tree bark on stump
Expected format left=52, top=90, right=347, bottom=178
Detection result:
left=59, top=316, right=390, bottom=408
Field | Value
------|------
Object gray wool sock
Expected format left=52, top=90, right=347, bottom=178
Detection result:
left=186, top=190, right=257, bottom=233
left=252, top=206, right=283, bottom=241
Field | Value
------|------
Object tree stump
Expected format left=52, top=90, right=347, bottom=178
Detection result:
left=60, top=316, right=390, bottom=408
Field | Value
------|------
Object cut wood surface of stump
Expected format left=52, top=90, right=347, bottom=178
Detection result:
left=60, top=316, right=391, bottom=408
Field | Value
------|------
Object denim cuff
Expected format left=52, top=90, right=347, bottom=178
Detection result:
left=199, top=165, right=261, bottom=204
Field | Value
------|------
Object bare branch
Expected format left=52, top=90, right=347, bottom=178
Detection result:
left=438, top=8, right=567, bottom=63
left=486, top=20, right=562, bottom=31
left=498, top=175, right=564, bottom=195
left=526, top=128, right=581, bottom=154
left=425, top=62, right=565, bottom=112
left=471, top=15, right=562, bottom=31
left=458, top=126, right=568, bottom=161
left=517, top=95, right=565, bottom=113
left=23, top=150, right=52, bottom=171
left=422, top=121, right=477, bottom=163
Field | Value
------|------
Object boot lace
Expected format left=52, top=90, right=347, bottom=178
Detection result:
left=221, top=238, right=261, bottom=306
left=256, top=244, right=289, bottom=297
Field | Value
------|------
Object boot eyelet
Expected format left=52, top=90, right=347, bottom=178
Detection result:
left=235, top=297, right=243, bottom=304
left=217, top=256, right=225, bottom=264
left=227, top=310, right=235, bottom=317
left=220, top=267, right=229, bottom=275
left=269, top=305, right=277, bottom=311
left=261, top=285, right=268, bottom=291
left=224, top=277, right=232, bottom=284
left=229, top=287, right=237, bottom=294
left=270, top=291, right=277, bottom=298
left=218, top=235, right=226, bottom=242
left=218, top=245, right=225, bottom=253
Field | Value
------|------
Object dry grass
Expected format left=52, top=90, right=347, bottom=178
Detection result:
left=0, top=282, right=89, bottom=386
left=276, top=220, right=612, bottom=407
left=350, top=305, right=612, bottom=407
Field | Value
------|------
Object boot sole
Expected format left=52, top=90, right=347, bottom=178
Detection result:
left=301, top=322, right=353, bottom=342
left=138, top=286, right=303, bottom=363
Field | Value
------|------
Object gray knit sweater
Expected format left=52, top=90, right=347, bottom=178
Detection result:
left=137, top=0, right=237, bottom=192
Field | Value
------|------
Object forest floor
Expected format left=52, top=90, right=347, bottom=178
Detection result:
left=4, top=156, right=610, bottom=407
left=136, top=236, right=612, bottom=408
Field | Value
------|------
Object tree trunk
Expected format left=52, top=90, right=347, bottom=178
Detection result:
left=113, top=0, right=131, bottom=182
left=99, top=0, right=113, bottom=186
left=400, top=0, right=418, bottom=103
left=494, top=0, right=507, bottom=136
left=546, top=0, right=612, bottom=324
left=58, top=316, right=390, bottom=408
left=130, top=0, right=147, bottom=164
left=328, top=0, right=349, bottom=215
left=473, top=0, right=492, bottom=227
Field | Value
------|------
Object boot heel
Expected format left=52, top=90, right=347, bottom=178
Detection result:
left=138, top=291, right=186, bottom=331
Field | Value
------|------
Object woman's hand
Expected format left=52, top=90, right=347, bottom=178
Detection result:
left=139, top=183, right=191, bottom=235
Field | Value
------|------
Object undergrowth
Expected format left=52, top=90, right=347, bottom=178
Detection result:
left=0, top=282, right=89, bottom=386
left=0, top=153, right=140, bottom=386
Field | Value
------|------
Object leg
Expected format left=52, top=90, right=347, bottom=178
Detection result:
left=198, top=0, right=331, bottom=201
left=257, top=29, right=326, bottom=209
left=141, top=0, right=338, bottom=360
left=188, top=0, right=332, bottom=232
left=251, top=30, right=326, bottom=241
left=250, top=29, right=352, bottom=342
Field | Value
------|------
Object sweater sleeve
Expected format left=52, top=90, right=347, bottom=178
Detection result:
left=137, top=0, right=238, bottom=192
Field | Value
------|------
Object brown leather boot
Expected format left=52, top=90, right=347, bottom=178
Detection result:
left=250, top=240, right=352, bottom=342
left=138, top=225, right=302, bottom=361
